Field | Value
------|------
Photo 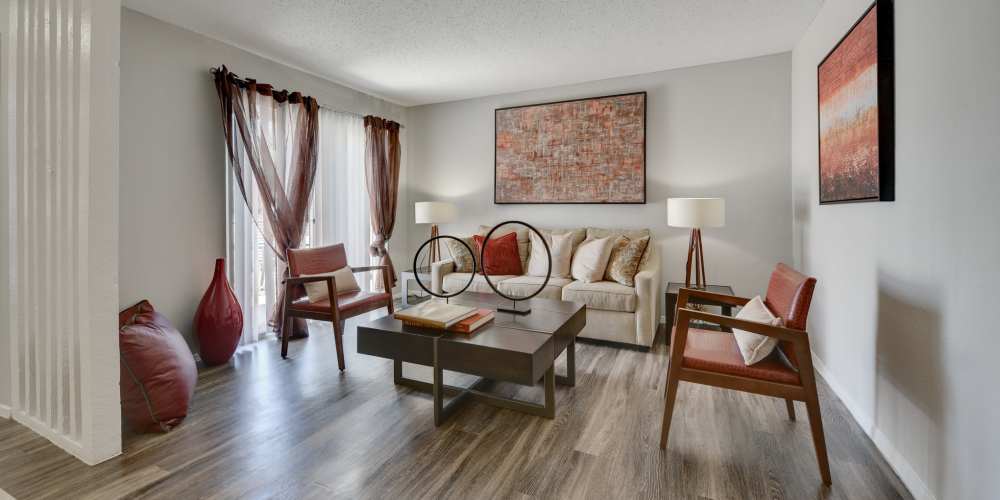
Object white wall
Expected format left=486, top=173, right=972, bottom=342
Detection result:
left=119, top=9, right=408, bottom=347
left=791, top=1, right=1000, bottom=499
left=407, top=54, right=793, bottom=298
left=0, top=0, right=11, bottom=419
left=5, top=0, right=122, bottom=465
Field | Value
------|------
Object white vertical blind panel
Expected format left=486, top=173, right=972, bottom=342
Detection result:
left=7, top=0, right=121, bottom=464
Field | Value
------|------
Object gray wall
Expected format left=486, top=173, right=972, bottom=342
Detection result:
left=791, top=1, right=1000, bottom=499
left=407, top=53, right=793, bottom=299
left=119, top=9, right=408, bottom=348
left=0, top=0, right=10, bottom=415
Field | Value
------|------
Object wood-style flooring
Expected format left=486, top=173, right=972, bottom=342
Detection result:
left=0, top=312, right=911, bottom=499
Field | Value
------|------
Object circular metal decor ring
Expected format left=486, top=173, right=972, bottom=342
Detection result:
left=480, top=221, right=551, bottom=302
left=412, top=235, right=476, bottom=299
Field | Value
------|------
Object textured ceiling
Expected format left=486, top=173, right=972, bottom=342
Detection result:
left=124, top=0, right=822, bottom=106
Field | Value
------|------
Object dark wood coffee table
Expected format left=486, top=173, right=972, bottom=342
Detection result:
left=357, top=293, right=586, bottom=426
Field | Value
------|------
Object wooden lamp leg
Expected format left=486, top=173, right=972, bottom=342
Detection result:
left=684, top=229, right=695, bottom=287
left=684, top=228, right=707, bottom=289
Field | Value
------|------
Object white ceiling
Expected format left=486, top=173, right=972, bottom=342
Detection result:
left=124, top=0, right=823, bottom=106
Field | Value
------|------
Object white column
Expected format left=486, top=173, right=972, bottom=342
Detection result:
left=5, top=0, right=121, bottom=465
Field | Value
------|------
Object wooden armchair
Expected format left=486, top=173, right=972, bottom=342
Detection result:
left=281, top=244, right=394, bottom=369
left=659, top=263, right=831, bottom=485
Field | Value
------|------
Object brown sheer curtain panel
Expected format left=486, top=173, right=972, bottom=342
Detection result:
left=213, top=66, right=320, bottom=338
left=363, top=116, right=402, bottom=291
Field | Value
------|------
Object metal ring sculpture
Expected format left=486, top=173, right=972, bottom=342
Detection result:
left=480, top=220, right=551, bottom=303
left=412, top=235, right=476, bottom=299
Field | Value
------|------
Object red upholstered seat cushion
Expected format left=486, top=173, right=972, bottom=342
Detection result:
left=119, top=300, right=198, bottom=433
left=676, top=327, right=801, bottom=385
left=474, top=232, right=523, bottom=276
left=289, top=291, right=392, bottom=316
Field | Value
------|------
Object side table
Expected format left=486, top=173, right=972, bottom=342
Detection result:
left=400, top=267, right=433, bottom=307
left=665, top=282, right=736, bottom=341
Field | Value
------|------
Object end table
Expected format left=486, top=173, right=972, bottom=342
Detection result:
left=665, top=282, right=736, bottom=341
left=400, top=267, right=433, bottom=307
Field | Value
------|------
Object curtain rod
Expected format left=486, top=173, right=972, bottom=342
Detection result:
left=209, top=68, right=403, bottom=128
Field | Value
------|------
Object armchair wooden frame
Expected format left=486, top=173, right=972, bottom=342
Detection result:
left=281, top=265, right=394, bottom=369
left=659, top=287, right=832, bottom=485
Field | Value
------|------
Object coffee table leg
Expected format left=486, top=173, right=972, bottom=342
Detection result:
left=433, top=341, right=444, bottom=426
left=394, top=359, right=403, bottom=384
left=543, top=366, right=556, bottom=418
left=555, top=340, right=576, bottom=387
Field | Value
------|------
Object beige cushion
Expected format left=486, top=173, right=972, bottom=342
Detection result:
left=478, top=225, right=530, bottom=271
left=442, top=272, right=518, bottom=295
left=733, top=295, right=784, bottom=365
left=562, top=280, right=637, bottom=313
left=570, top=237, right=615, bottom=283
left=301, top=267, right=360, bottom=303
left=539, top=228, right=586, bottom=252
left=586, top=227, right=651, bottom=241
left=604, top=235, right=650, bottom=286
left=498, top=276, right=572, bottom=300
left=527, top=231, right=573, bottom=278
left=444, top=236, right=477, bottom=273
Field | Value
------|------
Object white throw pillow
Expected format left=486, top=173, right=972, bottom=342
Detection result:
left=301, top=267, right=360, bottom=303
left=732, top=295, right=784, bottom=365
left=527, top=231, right=573, bottom=278
left=570, top=237, right=615, bottom=283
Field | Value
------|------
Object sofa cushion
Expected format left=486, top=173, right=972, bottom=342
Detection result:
left=539, top=228, right=587, bottom=252
left=498, top=276, right=572, bottom=300
left=474, top=232, right=523, bottom=275
left=571, top=236, right=615, bottom=283
left=527, top=231, right=573, bottom=278
left=586, top=227, right=651, bottom=242
left=478, top=225, right=530, bottom=270
left=604, top=235, right=650, bottom=286
left=444, top=235, right=478, bottom=273
left=562, top=280, right=637, bottom=313
left=443, top=272, right=518, bottom=294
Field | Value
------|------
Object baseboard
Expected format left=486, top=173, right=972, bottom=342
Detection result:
left=10, top=410, right=120, bottom=465
left=811, top=354, right=936, bottom=500
left=0, top=404, right=11, bottom=419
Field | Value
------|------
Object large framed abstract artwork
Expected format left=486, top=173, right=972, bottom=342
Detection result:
left=817, top=0, right=894, bottom=204
left=495, top=92, right=646, bottom=204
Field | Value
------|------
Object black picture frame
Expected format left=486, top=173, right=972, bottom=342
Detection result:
left=494, top=91, right=647, bottom=205
left=816, top=0, right=895, bottom=205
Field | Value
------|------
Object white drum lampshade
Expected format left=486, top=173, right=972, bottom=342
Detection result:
left=415, top=201, right=457, bottom=265
left=414, top=201, right=457, bottom=225
left=667, top=197, right=725, bottom=288
left=667, top=198, right=725, bottom=229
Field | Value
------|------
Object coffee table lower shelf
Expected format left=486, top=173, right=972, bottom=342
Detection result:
left=391, top=338, right=575, bottom=426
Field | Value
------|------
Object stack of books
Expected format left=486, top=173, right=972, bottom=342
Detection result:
left=394, top=301, right=495, bottom=333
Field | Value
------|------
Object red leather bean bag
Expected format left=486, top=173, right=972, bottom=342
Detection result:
left=119, top=300, right=197, bottom=432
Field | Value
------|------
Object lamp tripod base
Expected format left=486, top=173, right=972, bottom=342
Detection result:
left=684, top=228, right=707, bottom=289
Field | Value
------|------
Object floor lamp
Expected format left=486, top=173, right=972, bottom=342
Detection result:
left=667, top=198, right=725, bottom=289
left=414, top=201, right=457, bottom=265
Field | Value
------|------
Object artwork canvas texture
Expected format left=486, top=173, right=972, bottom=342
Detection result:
left=818, top=1, right=893, bottom=203
left=495, top=92, right=646, bottom=204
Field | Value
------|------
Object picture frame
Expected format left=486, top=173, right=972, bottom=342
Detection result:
left=494, top=91, right=647, bottom=204
left=817, top=0, right=894, bottom=204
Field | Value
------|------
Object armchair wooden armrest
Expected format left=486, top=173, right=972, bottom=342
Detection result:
left=676, top=307, right=808, bottom=344
left=282, top=275, right=336, bottom=286
left=349, top=265, right=387, bottom=273
left=677, top=287, right=752, bottom=309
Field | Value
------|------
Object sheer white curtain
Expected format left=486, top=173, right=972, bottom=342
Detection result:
left=311, top=110, right=372, bottom=289
left=227, top=107, right=371, bottom=345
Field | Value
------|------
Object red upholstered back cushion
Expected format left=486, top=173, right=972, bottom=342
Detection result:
left=764, top=263, right=816, bottom=330
left=474, top=232, right=523, bottom=276
left=287, top=243, right=349, bottom=276
left=119, top=300, right=198, bottom=433
left=764, top=263, right=816, bottom=368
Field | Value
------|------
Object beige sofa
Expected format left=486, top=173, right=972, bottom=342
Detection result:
left=430, top=226, right=661, bottom=349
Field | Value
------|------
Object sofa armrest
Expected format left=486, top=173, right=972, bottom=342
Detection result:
left=430, top=259, right=455, bottom=294
left=633, top=245, right=662, bottom=346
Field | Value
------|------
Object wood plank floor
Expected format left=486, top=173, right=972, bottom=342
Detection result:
left=0, top=312, right=911, bottom=499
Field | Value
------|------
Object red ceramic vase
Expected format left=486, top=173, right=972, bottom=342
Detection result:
left=195, top=258, right=244, bottom=366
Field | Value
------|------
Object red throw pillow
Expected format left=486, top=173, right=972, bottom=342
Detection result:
left=474, top=232, right=523, bottom=276
left=119, top=300, right=198, bottom=433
